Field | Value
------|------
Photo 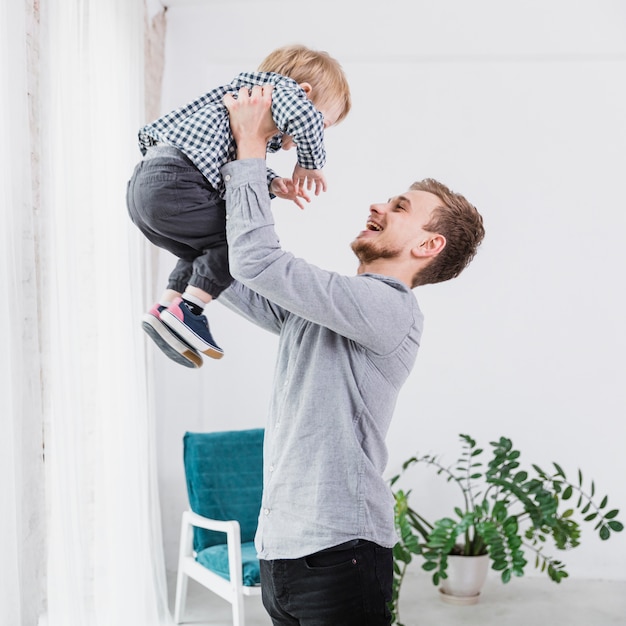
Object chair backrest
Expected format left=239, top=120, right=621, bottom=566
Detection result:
left=183, top=428, right=264, bottom=553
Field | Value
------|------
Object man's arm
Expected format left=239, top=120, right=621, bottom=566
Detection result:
left=220, top=87, right=420, bottom=354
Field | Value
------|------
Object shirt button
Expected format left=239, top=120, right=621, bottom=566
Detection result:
left=225, top=174, right=231, bottom=181
left=269, top=465, right=274, bottom=472
left=264, top=508, right=270, bottom=516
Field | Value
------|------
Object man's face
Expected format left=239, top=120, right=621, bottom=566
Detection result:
left=351, top=190, right=441, bottom=264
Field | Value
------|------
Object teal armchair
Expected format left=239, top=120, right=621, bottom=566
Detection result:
left=174, top=428, right=264, bottom=626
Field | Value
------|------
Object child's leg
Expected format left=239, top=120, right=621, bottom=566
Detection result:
left=160, top=289, right=182, bottom=305
left=141, top=298, right=203, bottom=369
left=142, top=260, right=204, bottom=368
left=127, top=145, right=227, bottom=363
left=160, top=289, right=223, bottom=360
left=159, top=242, right=232, bottom=360
left=180, top=286, right=213, bottom=313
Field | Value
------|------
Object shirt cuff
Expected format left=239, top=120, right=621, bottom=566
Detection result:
left=222, top=159, right=268, bottom=191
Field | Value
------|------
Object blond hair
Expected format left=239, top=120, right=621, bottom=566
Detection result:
left=258, top=44, right=351, bottom=124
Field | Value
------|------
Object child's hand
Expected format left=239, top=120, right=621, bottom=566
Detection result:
left=270, top=177, right=311, bottom=210
left=292, top=165, right=327, bottom=196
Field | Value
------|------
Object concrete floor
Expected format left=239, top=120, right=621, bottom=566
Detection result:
left=168, top=569, right=626, bottom=626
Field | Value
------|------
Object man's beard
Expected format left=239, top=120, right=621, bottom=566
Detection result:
left=351, top=238, right=401, bottom=264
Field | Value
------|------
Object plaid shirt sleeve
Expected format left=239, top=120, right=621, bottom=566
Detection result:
left=269, top=77, right=326, bottom=171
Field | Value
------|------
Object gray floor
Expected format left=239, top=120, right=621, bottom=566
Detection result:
left=168, top=569, right=626, bottom=625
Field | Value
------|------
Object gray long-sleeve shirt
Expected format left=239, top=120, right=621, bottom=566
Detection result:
left=220, top=159, right=424, bottom=560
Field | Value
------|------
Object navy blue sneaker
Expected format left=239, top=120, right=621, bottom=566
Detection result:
left=161, top=297, right=224, bottom=360
left=142, top=303, right=203, bottom=368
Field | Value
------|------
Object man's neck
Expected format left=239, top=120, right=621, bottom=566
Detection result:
left=356, top=260, right=414, bottom=288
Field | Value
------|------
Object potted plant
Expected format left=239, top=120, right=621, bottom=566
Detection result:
left=388, top=434, right=623, bottom=624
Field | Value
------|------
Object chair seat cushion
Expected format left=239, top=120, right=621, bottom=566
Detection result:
left=196, top=541, right=261, bottom=587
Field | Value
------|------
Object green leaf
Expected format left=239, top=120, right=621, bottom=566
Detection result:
left=578, top=469, right=583, bottom=486
left=599, top=526, right=610, bottom=540
left=553, top=462, right=565, bottom=478
left=605, top=509, right=619, bottom=520
left=562, top=485, right=573, bottom=500
left=600, top=496, right=608, bottom=509
left=608, top=521, right=624, bottom=532
left=584, top=513, right=598, bottom=522
left=514, top=471, right=528, bottom=483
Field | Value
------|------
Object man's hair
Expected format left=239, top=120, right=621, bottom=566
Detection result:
left=258, top=44, right=351, bottom=124
left=411, top=178, right=485, bottom=287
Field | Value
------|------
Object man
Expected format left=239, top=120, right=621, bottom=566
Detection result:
left=218, top=85, right=484, bottom=625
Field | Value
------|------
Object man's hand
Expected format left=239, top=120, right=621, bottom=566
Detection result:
left=292, top=165, right=327, bottom=196
left=270, top=177, right=311, bottom=210
left=223, top=85, right=278, bottom=159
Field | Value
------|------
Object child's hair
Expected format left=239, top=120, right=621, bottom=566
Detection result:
left=258, top=44, right=351, bottom=124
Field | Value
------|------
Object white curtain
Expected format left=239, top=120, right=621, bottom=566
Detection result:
left=36, top=0, right=172, bottom=624
left=0, top=1, right=46, bottom=624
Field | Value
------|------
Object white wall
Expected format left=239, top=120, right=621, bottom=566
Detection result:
left=153, top=0, right=626, bottom=581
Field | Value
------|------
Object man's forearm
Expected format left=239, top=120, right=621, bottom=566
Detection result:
left=235, top=136, right=267, bottom=160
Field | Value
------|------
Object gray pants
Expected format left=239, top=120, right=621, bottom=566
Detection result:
left=126, top=145, right=232, bottom=297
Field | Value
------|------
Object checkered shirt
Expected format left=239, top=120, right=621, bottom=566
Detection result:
left=138, top=71, right=326, bottom=197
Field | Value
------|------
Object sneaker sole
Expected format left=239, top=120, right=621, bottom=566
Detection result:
left=141, top=315, right=203, bottom=369
left=160, top=310, right=224, bottom=360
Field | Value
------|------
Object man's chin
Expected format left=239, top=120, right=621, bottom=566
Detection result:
left=351, top=238, right=378, bottom=264
left=351, top=238, right=399, bottom=264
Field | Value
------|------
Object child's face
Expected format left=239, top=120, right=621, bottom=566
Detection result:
left=316, top=99, right=344, bottom=130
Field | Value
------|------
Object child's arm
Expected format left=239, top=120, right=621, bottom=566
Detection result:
left=271, top=79, right=326, bottom=169
left=270, top=177, right=311, bottom=210
left=291, top=164, right=327, bottom=197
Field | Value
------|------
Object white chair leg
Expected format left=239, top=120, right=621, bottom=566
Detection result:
left=173, top=568, right=188, bottom=624
left=232, top=591, right=245, bottom=626
left=174, top=514, right=194, bottom=623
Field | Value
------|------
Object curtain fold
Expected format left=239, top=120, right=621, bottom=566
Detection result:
left=39, top=0, right=172, bottom=624
left=0, top=1, right=46, bottom=624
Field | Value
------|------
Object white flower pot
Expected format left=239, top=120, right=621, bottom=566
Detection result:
left=439, top=554, right=490, bottom=605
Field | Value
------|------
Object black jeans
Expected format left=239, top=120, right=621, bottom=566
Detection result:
left=260, top=540, right=393, bottom=626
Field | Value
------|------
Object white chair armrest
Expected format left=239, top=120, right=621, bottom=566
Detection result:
left=183, top=509, right=240, bottom=535
left=181, top=509, right=247, bottom=590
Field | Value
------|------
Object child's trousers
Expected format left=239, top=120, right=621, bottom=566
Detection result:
left=126, top=145, right=232, bottom=297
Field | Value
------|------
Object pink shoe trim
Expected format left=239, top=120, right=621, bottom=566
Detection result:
left=167, top=297, right=185, bottom=322
left=147, top=302, right=162, bottom=318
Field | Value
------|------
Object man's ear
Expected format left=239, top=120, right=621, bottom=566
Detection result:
left=412, top=234, right=446, bottom=259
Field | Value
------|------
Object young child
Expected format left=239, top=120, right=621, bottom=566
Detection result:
left=127, top=44, right=351, bottom=368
